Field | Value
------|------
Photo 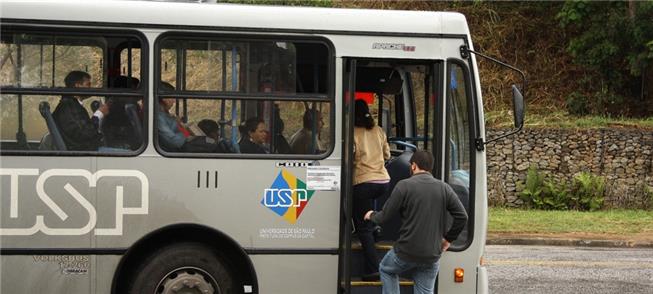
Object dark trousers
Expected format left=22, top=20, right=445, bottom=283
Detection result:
left=353, top=182, right=389, bottom=275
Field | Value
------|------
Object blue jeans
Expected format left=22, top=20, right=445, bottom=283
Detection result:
left=353, top=182, right=389, bottom=275
left=380, top=248, right=439, bottom=294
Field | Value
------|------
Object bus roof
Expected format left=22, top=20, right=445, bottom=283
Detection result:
left=1, top=0, right=470, bottom=37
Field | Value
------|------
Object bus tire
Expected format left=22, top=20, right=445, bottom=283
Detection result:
left=126, top=242, right=236, bottom=294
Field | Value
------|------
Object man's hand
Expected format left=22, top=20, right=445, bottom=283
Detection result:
left=364, top=210, right=374, bottom=221
left=441, top=239, right=451, bottom=252
left=99, top=102, right=110, bottom=115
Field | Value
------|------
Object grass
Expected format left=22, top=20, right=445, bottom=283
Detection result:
left=485, top=108, right=653, bottom=130
left=488, top=207, right=653, bottom=236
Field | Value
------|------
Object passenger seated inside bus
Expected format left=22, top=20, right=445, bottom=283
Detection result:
left=157, top=82, right=189, bottom=151
left=197, top=119, right=234, bottom=153
left=157, top=82, right=225, bottom=153
left=101, top=76, right=141, bottom=150
left=198, top=119, right=219, bottom=141
left=289, top=108, right=324, bottom=154
left=271, top=104, right=291, bottom=154
left=52, top=70, right=106, bottom=151
left=238, top=117, right=269, bottom=154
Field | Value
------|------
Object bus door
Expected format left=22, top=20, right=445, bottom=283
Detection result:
left=340, top=57, right=442, bottom=291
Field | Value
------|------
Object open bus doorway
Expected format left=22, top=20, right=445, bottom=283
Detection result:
left=341, top=58, right=447, bottom=293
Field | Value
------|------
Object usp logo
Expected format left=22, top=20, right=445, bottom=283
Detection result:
left=261, top=169, right=315, bottom=224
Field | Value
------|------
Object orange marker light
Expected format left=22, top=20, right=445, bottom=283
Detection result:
left=454, top=268, right=464, bottom=283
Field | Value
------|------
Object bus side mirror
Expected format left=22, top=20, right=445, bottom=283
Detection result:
left=460, top=45, right=527, bottom=151
left=512, top=85, right=524, bottom=129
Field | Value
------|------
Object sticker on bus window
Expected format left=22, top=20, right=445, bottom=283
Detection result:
left=306, top=166, right=340, bottom=191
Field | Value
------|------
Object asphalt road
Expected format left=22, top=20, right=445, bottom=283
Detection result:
left=485, top=245, right=653, bottom=294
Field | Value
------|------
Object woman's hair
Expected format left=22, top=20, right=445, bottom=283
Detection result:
left=239, top=117, right=264, bottom=138
left=198, top=119, right=219, bottom=136
left=158, top=81, right=175, bottom=101
left=354, top=99, right=375, bottom=129
left=114, top=76, right=140, bottom=89
left=302, top=109, right=321, bottom=129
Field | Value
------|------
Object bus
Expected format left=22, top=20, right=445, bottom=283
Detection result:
left=0, top=1, right=525, bottom=293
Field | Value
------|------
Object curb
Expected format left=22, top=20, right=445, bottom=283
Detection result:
left=486, top=238, right=653, bottom=248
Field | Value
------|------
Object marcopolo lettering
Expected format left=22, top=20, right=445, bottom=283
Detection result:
left=372, top=43, right=416, bottom=52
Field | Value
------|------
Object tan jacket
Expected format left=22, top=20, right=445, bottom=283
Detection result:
left=353, top=126, right=390, bottom=185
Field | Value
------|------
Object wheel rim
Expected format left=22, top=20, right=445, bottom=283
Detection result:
left=155, top=266, right=219, bottom=294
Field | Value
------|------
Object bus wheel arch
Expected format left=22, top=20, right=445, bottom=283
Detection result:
left=112, top=223, right=258, bottom=294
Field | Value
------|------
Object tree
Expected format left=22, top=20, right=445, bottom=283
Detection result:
left=557, top=1, right=653, bottom=117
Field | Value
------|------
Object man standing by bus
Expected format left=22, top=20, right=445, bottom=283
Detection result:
left=364, top=150, right=468, bottom=294
left=53, top=70, right=108, bottom=151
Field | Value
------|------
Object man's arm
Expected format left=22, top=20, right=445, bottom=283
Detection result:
left=92, top=103, right=110, bottom=129
left=368, top=182, right=405, bottom=224
left=57, top=102, right=101, bottom=142
left=157, top=112, right=186, bottom=149
left=443, top=184, right=468, bottom=242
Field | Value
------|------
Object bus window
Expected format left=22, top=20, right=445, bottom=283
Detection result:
left=360, top=65, right=433, bottom=154
left=119, top=46, right=141, bottom=81
left=0, top=35, right=104, bottom=88
left=156, top=35, right=331, bottom=156
left=411, top=71, right=428, bottom=150
left=447, top=62, right=473, bottom=247
left=0, top=28, right=145, bottom=154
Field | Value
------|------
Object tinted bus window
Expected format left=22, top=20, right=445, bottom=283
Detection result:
left=156, top=36, right=331, bottom=156
left=447, top=62, right=473, bottom=247
left=0, top=28, right=145, bottom=154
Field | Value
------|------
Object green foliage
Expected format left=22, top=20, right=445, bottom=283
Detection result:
left=568, top=172, right=605, bottom=211
left=565, top=91, right=590, bottom=116
left=519, top=165, right=544, bottom=208
left=489, top=207, right=653, bottom=236
left=557, top=1, right=653, bottom=116
left=543, top=180, right=569, bottom=210
left=519, top=166, right=605, bottom=211
left=635, top=183, right=653, bottom=210
left=648, top=186, right=653, bottom=210
left=519, top=165, right=568, bottom=210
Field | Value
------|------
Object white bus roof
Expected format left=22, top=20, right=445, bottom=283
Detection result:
left=1, top=0, right=471, bottom=37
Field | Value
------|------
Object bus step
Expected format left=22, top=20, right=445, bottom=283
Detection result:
left=350, top=280, right=414, bottom=294
left=350, top=241, right=393, bottom=251
left=350, top=241, right=395, bottom=277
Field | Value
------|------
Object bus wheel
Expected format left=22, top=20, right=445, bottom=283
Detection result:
left=127, top=242, right=235, bottom=294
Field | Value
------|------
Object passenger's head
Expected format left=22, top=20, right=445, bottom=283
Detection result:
left=110, top=76, right=141, bottom=105
left=354, top=99, right=375, bottom=129
left=114, top=76, right=140, bottom=89
left=303, top=109, right=324, bottom=132
left=158, top=81, right=176, bottom=112
left=273, top=104, right=285, bottom=133
left=65, top=71, right=91, bottom=88
left=410, top=150, right=434, bottom=173
left=198, top=119, right=219, bottom=140
left=239, top=117, right=267, bottom=145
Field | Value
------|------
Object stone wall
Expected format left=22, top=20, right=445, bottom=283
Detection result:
left=486, top=128, right=653, bottom=208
